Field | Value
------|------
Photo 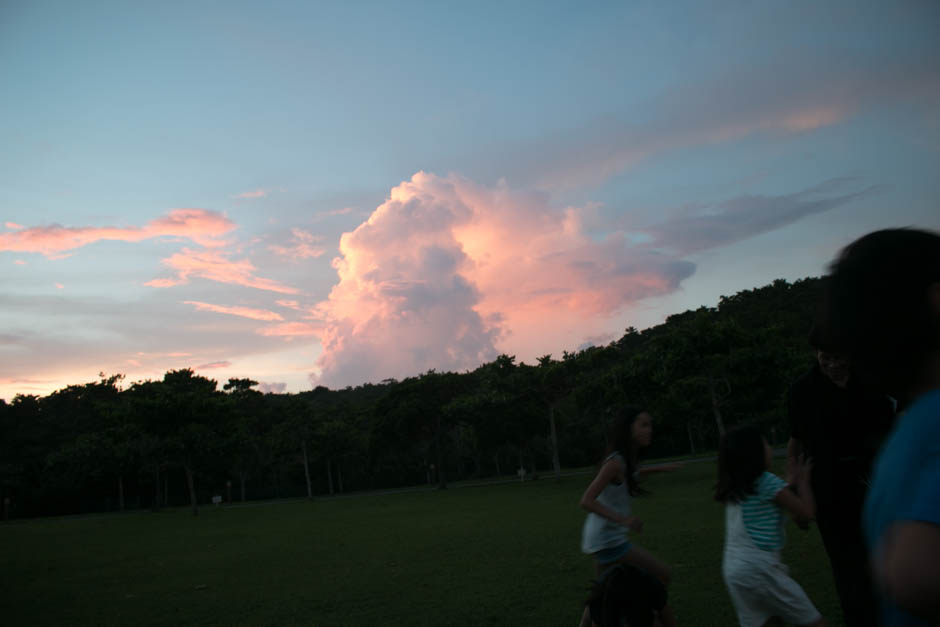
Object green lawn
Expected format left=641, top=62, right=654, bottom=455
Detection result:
left=0, top=461, right=844, bottom=626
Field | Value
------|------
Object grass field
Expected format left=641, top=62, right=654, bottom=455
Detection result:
left=0, top=460, right=845, bottom=626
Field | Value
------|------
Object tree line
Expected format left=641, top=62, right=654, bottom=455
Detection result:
left=0, top=277, right=823, bottom=519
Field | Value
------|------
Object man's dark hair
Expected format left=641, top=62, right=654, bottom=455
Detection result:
left=714, top=424, right=766, bottom=503
left=824, top=228, right=940, bottom=398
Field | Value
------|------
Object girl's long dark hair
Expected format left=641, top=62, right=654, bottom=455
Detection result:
left=603, top=405, right=647, bottom=496
left=714, top=424, right=766, bottom=503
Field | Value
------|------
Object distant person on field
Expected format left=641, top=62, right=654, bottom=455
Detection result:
left=716, top=424, right=826, bottom=627
left=787, top=325, right=895, bottom=626
left=578, top=406, right=680, bottom=627
left=822, top=227, right=940, bottom=626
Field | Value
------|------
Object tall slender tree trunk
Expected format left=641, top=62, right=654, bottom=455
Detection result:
left=184, top=464, right=198, bottom=516
left=239, top=471, right=247, bottom=502
left=301, top=440, right=313, bottom=499
left=164, top=473, right=168, bottom=508
left=549, top=404, right=561, bottom=478
left=327, top=461, right=334, bottom=495
left=152, top=468, right=161, bottom=512
left=435, top=415, right=447, bottom=489
left=337, top=465, right=344, bottom=493
left=687, top=422, right=697, bottom=454
left=494, top=452, right=501, bottom=477
left=118, top=474, right=125, bottom=512
left=707, top=373, right=726, bottom=438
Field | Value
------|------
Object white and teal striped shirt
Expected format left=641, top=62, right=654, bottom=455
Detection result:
left=739, top=471, right=787, bottom=551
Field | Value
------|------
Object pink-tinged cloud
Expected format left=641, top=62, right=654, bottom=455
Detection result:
left=257, top=382, right=287, bottom=394
left=5, top=222, right=24, bottom=230
left=276, top=300, right=301, bottom=310
left=14, top=260, right=26, bottom=265
left=147, top=249, right=300, bottom=294
left=183, top=300, right=285, bottom=322
left=311, top=172, right=694, bottom=388
left=55, top=283, right=64, bottom=289
left=269, top=228, right=326, bottom=261
left=499, top=56, right=939, bottom=190
left=0, top=209, right=235, bottom=257
left=233, top=189, right=268, bottom=199
left=257, top=322, right=322, bottom=337
left=196, top=361, right=231, bottom=370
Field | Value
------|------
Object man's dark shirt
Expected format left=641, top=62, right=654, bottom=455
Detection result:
left=788, top=365, right=895, bottom=524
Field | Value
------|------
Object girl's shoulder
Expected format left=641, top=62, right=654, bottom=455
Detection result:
left=602, top=452, right=627, bottom=467
left=755, top=471, right=788, bottom=500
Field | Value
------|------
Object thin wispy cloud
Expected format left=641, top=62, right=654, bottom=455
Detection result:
left=257, top=321, right=322, bottom=337
left=0, top=209, right=236, bottom=257
left=5, top=222, right=24, bottom=230
left=233, top=189, right=268, bottom=199
left=495, top=55, right=940, bottom=190
left=231, top=187, right=285, bottom=200
left=196, top=361, right=231, bottom=370
left=646, top=179, right=887, bottom=255
left=183, top=300, right=285, bottom=322
left=146, top=249, right=300, bottom=294
left=269, top=227, right=326, bottom=261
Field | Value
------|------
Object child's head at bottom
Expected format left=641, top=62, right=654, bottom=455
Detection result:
left=587, top=564, right=667, bottom=627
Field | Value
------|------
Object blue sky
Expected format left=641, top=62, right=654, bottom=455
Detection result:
left=1, top=0, right=938, bottom=399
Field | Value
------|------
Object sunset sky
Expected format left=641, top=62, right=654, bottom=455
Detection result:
left=2, top=1, right=939, bottom=400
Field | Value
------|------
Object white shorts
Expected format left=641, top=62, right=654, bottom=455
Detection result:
left=723, top=559, right=821, bottom=627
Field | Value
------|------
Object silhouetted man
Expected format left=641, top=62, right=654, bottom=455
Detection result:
left=787, top=326, right=895, bottom=627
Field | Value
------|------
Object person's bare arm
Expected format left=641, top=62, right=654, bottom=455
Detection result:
left=638, top=463, right=683, bottom=475
left=579, top=458, right=641, bottom=530
left=874, top=521, right=940, bottom=622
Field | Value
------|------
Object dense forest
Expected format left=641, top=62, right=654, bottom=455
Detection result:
left=0, top=277, right=824, bottom=519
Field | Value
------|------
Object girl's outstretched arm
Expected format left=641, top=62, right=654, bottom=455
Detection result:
left=579, top=457, right=638, bottom=529
left=638, top=462, right=683, bottom=476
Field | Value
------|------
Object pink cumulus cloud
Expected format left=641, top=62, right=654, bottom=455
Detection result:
left=146, top=249, right=300, bottom=294
left=14, top=260, right=26, bottom=265
left=269, top=227, right=326, bottom=261
left=5, top=222, right=24, bottom=230
left=183, top=300, right=285, bottom=321
left=0, top=209, right=235, bottom=257
left=310, top=172, right=693, bottom=387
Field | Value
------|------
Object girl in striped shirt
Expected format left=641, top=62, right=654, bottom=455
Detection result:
left=715, top=424, right=827, bottom=627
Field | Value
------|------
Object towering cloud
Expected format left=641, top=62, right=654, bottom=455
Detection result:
left=311, top=172, right=695, bottom=387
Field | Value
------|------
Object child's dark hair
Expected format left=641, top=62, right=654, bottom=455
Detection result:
left=584, top=564, right=666, bottom=627
left=603, top=405, right=648, bottom=496
left=714, top=424, right=766, bottom=503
